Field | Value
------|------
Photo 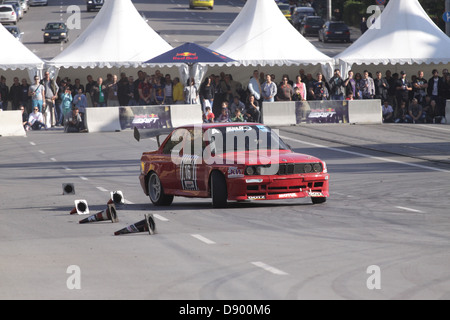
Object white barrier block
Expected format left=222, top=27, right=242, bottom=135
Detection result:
left=348, top=99, right=383, bottom=124
left=85, top=107, right=121, bottom=132
left=261, top=102, right=296, bottom=126
left=0, top=111, right=26, bottom=137
left=170, top=104, right=203, bottom=127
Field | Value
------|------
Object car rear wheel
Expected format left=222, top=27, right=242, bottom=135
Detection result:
left=148, top=172, right=173, bottom=206
left=311, top=197, right=327, bottom=204
left=211, top=171, right=227, bottom=208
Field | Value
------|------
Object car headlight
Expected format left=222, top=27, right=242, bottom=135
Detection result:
left=245, top=166, right=255, bottom=175
left=60, top=33, right=66, bottom=36
left=313, top=163, right=322, bottom=172
left=44, top=33, right=49, bottom=36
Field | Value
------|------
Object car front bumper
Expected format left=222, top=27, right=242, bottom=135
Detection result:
left=227, top=173, right=330, bottom=201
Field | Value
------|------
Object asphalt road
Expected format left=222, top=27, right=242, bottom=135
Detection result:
left=1, top=124, right=449, bottom=300
left=15, top=0, right=356, bottom=60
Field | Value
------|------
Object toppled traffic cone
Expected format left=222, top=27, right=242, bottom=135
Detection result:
left=110, top=191, right=124, bottom=205
left=63, top=183, right=75, bottom=195
left=114, top=214, right=156, bottom=236
left=79, top=203, right=119, bottom=224
left=69, top=200, right=89, bottom=215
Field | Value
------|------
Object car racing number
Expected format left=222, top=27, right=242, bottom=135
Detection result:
left=180, top=155, right=199, bottom=191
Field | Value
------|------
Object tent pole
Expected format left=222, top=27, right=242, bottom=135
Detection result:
left=446, top=0, right=450, bottom=36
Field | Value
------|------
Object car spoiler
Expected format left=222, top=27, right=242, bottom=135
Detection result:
left=133, top=127, right=173, bottom=146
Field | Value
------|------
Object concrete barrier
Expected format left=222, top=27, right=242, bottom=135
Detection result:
left=348, top=99, right=382, bottom=124
left=261, top=101, right=296, bottom=126
left=85, top=107, right=121, bottom=132
left=0, top=111, right=26, bottom=137
left=170, top=104, right=203, bottom=127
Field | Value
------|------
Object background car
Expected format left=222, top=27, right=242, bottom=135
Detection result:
left=4, top=1, right=23, bottom=20
left=0, top=4, right=17, bottom=25
left=300, top=16, right=324, bottom=36
left=29, top=0, right=47, bottom=6
left=292, top=6, right=316, bottom=30
left=19, top=0, right=29, bottom=14
left=278, top=3, right=292, bottom=22
left=189, top=0, right=214, bottom=10
left=42, top=22, right=69, bottom=43
left=318, top=21, right=351, bottom=43
left=87, top=0, right=104, bottom=12
left=5, top=25, right=23, bottom=42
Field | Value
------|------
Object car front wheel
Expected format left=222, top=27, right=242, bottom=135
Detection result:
left=148, top=172, right=173, bottom=206
left=211, top=171, right=227, bottom=208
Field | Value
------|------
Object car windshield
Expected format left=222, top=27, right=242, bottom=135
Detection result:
left=329, top=23, right=348, bottom=30
left=306, top=18, right=324, bottom=25
left=7, top=28, right=18, bottom=35
left=204, top=125, right=290, bottom=155
left=46, top=23, right=64, bottom=30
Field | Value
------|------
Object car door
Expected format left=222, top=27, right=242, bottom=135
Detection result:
left=176, top=127, right=207, bottom=195
left=158, top=128, right=185, bottom=192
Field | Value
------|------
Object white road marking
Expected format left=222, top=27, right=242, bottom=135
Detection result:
left=251, top=262, right=289, bottom=276
left=123, top=199, right=134, bottom=205
left=79, top=176, right=89, bottom=181
left=280, top=135, right=450, bottom=173
left=96, top=187, right=108, bottom=192
left=191, top=234, right=216, bottom=244
left=50, top=158, right=57, bottom=162
left=395, top=206, right=424, bottom=213
left=63, top=166, right=72, bottom=171
left=154, top=214, right=169, bottom=222
left=38, top=150, right=45, bottom=154
left=29, top=142, right=36, bottom=146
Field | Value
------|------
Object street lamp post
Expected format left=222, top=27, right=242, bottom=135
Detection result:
left=327, top=0, right=332, bottom=21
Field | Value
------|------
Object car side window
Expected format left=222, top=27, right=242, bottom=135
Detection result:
left=162, top=129, right=184, bottom=155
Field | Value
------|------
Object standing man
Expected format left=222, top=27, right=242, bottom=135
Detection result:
left=29, top=75, right=46, bottom=113
left=42, top=71, right=59, bottom=127
left=396, top=71, right=412, bottom=109
left=374, top=71, right=389, bottom=103
left=0, top=76, right=9, bottom=110
left=329, top=69, right=345, bottom=101
left=248, top=70, right=262, bottom=105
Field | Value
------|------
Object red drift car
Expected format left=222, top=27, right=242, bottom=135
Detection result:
left=136, top=123, right=329, bottom=208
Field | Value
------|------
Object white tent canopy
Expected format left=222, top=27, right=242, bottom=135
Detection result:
left=335, top=0, right=450, bottom=71
left=0, top=24, right=44, bottom=76
left=208, top=0, right=333, bottom=69
left=47, top=0, right=173, bottom=69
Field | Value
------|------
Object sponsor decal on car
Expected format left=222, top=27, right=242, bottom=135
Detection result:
left=227, top=167, right=244, bottom=178
left=248, top=195, right=266, bottom=200
left=278, top=193, right=298, bottom=199
left=308, top=192, right=324, bottom=197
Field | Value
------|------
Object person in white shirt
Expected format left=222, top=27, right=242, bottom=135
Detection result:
left=381, top=100, right=394, bottom=123
left=247, top=70, right=262, bottom=103
left=27, top=107, right=46, bottom=130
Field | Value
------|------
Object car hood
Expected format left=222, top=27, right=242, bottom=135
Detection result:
left=213, top=149, right=322, bottom=166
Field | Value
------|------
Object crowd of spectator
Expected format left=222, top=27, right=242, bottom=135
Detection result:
left=1, top=67, right=449, bottom=131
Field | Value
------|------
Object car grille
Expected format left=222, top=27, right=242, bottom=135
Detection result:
left=277, top=163, right=323, bottom=175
